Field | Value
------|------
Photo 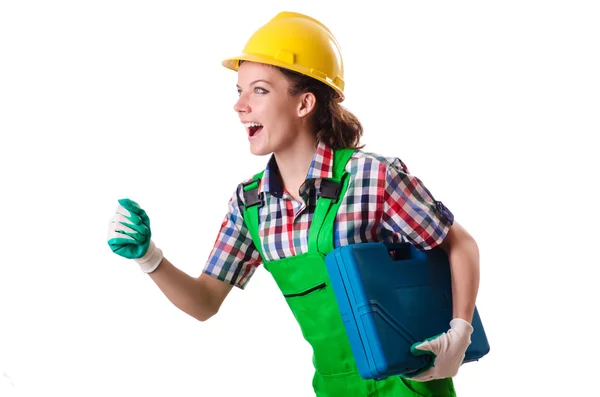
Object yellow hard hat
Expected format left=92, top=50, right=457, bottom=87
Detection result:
left=222, top=11, right=345, bottom=102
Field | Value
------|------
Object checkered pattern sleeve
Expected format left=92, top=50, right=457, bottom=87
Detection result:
left=202, top=184, right=262, bottom=289
left=382, top=158, right=454, bottom=250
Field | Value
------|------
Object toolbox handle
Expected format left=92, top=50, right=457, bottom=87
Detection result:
left=384, top=242, right=421, bottom=262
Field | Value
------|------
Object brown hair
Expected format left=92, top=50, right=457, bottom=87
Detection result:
left=276, top=67, right=365, bottom=150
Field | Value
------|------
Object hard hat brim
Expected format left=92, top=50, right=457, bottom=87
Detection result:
left=222, top=54, right=345, bottom=102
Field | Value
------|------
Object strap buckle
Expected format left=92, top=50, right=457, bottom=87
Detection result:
left=318, top=179, right=342, bottom=204
left=242, top=179, right=264, bottom=209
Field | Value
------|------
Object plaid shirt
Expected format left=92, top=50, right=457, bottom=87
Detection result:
left=203, top=141, right=454, bottom=289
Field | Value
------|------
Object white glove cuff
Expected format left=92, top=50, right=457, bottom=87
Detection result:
left=450, top=317, right=474, bottom=335
left=135, top=240, right=164, bottom=273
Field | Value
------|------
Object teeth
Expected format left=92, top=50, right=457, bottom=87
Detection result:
left=244, top=122, right=263, bottom=128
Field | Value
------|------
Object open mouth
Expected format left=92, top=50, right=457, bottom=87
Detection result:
left=245, top=122, right=263, bottom=138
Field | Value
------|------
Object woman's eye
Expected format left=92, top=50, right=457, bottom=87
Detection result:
left=254, top=87, right=268, bottom=94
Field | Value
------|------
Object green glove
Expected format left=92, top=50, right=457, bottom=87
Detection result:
left=107, top=198, right=163, bottom=273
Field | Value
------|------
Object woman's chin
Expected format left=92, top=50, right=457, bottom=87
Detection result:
left=249, top=143, right=270, bottom=157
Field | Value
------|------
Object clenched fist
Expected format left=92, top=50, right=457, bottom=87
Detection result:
left=107, top=198, right=163, bottom=273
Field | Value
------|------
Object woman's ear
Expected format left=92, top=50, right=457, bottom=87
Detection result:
left=297, top=92, right=317, bottom=118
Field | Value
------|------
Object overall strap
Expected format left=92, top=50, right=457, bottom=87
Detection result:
left=240, top=148, right=356, bottom=259
left=240, top=170, right=265, bottom=260
left=308, top=148, right=355, bottom=255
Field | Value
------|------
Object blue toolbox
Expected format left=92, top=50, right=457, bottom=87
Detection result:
left=324, top=242, right=490, bottom=380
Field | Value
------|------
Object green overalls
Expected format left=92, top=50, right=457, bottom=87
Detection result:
left=241, top=148, right=456, bottom=397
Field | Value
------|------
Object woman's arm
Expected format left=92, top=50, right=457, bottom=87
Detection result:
left=439, top=221, right=480, bottom=323
left=148, top=257, right=234, bottom=322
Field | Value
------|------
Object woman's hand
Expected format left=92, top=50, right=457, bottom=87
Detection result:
left=404, top=318, right=473, bottom=381
left=107, top=198, right=163, bottom=273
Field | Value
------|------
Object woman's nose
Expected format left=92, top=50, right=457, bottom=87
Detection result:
left=234, top=94, right=250, bottom=114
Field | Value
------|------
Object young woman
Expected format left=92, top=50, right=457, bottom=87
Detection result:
left=107, top=11, right=480, bottom=397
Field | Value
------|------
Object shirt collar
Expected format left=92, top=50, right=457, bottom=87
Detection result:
left=261, top=141, right=335, bottom=198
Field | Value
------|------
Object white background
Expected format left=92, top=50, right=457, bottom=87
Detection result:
left=1, top=1, right=598, bottom=396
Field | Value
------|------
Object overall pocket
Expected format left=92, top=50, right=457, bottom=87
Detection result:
left=283, top=281, right=333, bottom=338
left=283, top=282, right=326, bottom=298
left=283, top=282, right=356, bottom=376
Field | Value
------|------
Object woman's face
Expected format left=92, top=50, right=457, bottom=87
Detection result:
left=234, top=61, right=305, bottom=156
